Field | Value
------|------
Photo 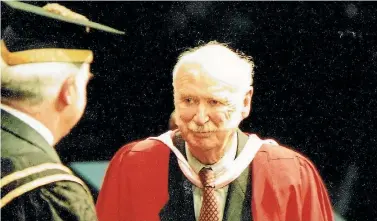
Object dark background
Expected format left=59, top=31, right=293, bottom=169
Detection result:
left=2, top=1, right=377, bottom=221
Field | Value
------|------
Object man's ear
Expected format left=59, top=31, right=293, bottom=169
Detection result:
left=241, top=87, right=253, bottom=119
left=57, top=76, right=76, bottom=110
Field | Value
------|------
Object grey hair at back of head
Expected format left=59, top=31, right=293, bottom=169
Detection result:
left=1, top=61, right=84, bottom=105
left=172, top=41, right=255, bottom=91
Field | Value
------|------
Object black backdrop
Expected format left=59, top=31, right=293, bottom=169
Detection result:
left=2, top=2, right=376, bottom=220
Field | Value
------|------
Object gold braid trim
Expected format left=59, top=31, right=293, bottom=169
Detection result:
left=1, top=40, right=93, bottom=65
left=1, top=163, right=73, bottom=188
left=0, top=174, right=94, bottom=208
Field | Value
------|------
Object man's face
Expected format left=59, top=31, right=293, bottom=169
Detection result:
left=174, top=64, right=250, bottom=153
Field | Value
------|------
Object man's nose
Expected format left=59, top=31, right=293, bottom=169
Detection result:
left=193, top=104, right=209, bottom=126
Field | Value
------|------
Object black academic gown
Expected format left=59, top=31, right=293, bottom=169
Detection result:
left=1, top=110, right=97, bottom=221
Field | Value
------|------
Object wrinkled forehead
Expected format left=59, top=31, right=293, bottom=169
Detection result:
left=173, top=52, right=250, bottom=89
left=175, top=62, right=242, bottom=87
left=173, top=64, right=244, bottom=100
left=175, top=63, right=218, bottom=83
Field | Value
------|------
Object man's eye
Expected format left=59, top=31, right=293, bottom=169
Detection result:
left=184, top=97, right=194, bottom=104
left=208, top=100, right=220, bottom=106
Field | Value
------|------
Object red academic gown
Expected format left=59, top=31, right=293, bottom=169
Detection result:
left=96, top=131, right=334, bottom=221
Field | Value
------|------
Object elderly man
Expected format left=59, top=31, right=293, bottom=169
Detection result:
left=96, top=41, right=334, bottom=221
left=0, top=1, right=124, bottom=220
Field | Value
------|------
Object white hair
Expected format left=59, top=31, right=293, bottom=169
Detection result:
left=1, top=60, right=86, bottom=105
left=172, top=41, right=254, bottom=92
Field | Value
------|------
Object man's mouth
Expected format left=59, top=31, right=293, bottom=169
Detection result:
left=191, top=131, right=212, bottom=137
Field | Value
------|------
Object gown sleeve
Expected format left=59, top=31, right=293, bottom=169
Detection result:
left=260, top=145, right=335, bottom=221
left=299, top=157, right=334, bottom=221
left=1, top=178, right=97, bottom=221
left=95, top=141, right=138, bottom=221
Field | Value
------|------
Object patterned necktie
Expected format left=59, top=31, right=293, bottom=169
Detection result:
left=199, top=167, right=220, bottom=221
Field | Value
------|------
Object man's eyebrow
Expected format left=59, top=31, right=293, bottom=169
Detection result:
left=207, top=94, right=230, bottom=101
left=179, top=93, right=194, bottom=97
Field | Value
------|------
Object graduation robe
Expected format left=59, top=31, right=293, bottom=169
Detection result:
left=1, top=110, right=97, bottom=221
left=96, top=130, right=334, bottom=221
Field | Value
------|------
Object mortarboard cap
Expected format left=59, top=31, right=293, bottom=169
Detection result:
left=1, top=1, right=125, bottom=65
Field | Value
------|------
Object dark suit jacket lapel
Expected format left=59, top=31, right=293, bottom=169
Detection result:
left=160, top=132, right=196, bottom=221
left=223, top=129, right=252, bottom=221
left=1, top=110, right=60, bottom=162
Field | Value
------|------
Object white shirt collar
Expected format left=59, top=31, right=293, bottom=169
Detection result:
left=1, top=103, right=55, bottom=146
left=186, top=132, right=238, bottom=175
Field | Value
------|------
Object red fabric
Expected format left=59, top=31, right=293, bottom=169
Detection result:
left=96, top=138, right=334, bottom=221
